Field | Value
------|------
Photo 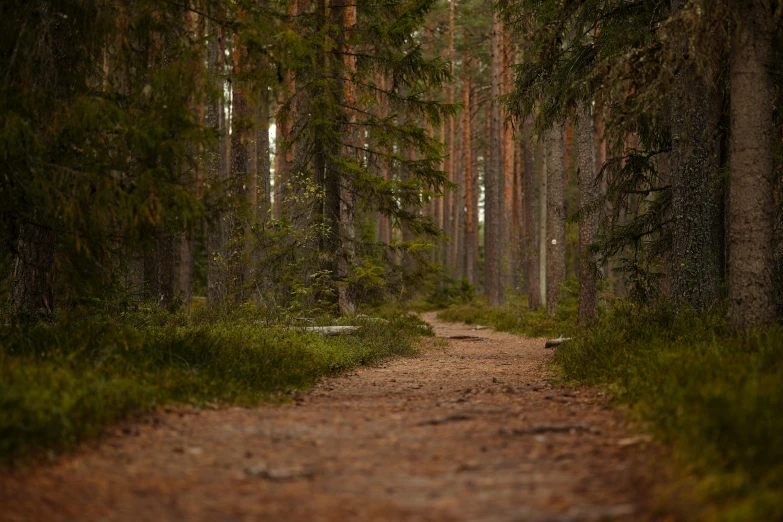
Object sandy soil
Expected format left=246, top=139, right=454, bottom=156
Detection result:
left=1, top=313, right=666, bottom=522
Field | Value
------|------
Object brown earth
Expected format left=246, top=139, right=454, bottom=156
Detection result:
left=1, top=313, right=667, bottom=522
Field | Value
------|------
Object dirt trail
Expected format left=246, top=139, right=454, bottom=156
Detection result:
left=2, top=313, right=662, bottom=522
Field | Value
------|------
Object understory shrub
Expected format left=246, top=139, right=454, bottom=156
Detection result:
left=555, top=307, right=783, bottom=522
left=440, top=295, right=783, bottom=521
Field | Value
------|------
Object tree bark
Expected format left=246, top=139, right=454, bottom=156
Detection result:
left=177, top=229, right=194, bottom=309
left=444, top=0, right=455, bottom=273
left=229, top=36, right=248, bottom=302
left=486, top=11, right=505, bottom=306
left=545, top=124, right=565, bottom=316
left=377, top=74, right=392, bottom=245
left=453, top=99, right=466, bottom=279
left=338, top=1, right=357, bottom=316
left=464, top=74, right=477, bottom=287
left=538, top=136, right=547, bottom=307
left=502, top=29, right=514, bottom=291
left=470, top=99, right=480, bottom=290
left=206, top=22, right=226, bottom=308
left=438, top=120, right=446, bottom=264
left=12, top=224, right=56, bottom=316
left=669, top=0, right=723, bottom=312
left=728, top=0, right=775, bottom=329
left=273, top=1, right=298, bottom=220
left=522, top=117, right=541, bottom=310
left=576, top=102, right=598, bottom=324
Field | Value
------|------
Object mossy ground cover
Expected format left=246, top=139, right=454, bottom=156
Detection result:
left=438, top=292, right=783, bottom=522
left=0, top=308, right=424, bottom=463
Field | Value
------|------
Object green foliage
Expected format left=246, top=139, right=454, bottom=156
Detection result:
left=437, top=277, right=580, bottom=337
left=555, top=305, right=783, bottom=521
left=0, top=310, right=424, bottom=463
left=498, top=0, right=783, bottom=303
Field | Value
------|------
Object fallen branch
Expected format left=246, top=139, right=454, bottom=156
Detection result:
left=447, top=335, right=487, bottom=342
left=545, top=336, right=573, bottom=348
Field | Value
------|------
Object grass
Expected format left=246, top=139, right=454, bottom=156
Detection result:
left=438, top=291, right=783, bottom=522
left=437, top=278, right=580, bottom=338
left=0, top=307, right=425, bottom=463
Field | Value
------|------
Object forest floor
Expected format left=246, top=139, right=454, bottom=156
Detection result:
left=1, top=313, right=669, bottom=522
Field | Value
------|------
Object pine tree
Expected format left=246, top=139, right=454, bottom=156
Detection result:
left=728, top=0, right=776, bottom=329
left=521, top=116, right=541, bottom=310
left=486, top=10, right=505, bottom=306
left=545, top=124, right=565, bottom=316
left=576, top=102, right=598, bottom=323
left=669, top=0, right=723, bottom=312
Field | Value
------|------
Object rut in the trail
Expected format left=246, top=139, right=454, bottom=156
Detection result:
left=1, top=313, right=662, bottom=522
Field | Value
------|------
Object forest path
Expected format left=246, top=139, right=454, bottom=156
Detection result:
left=2, top=313, right=661, bottom=522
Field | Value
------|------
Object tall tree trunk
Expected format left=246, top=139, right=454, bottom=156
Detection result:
left=471, top=101, right=480, bottom=290
left=538, top=136, right=547, bottom=307
left=174, top=7, right=203, bottom=310
left=149, top=34, right=178, bottom=309
left=728, top=0, right=775, bottom=329
left=576, top=102, right=598, bottom=323
left=486, top=11, right=505, bottom=306
left=177, top=229, right=194, bottom=308
left=502, top=29, right=514, bottom=291
left=244, top=106, right=258, bottom=292
left=594, top=105, right=610, bottom=298
left=444, top=0, right=455, bottom=273
left=229, top=37, right=248, bottom=303
left=464, top=75, right=477, bottom=287
left=338, top=1, right=357, bottom=316
left=669, top=0, right=723, bottom=312
left=522, top=117, right=541, bottom=310
left=206, top=22, right=226, bottom=308
left=453, top=97, right=466, bottom=278
left=273, top=103, right=283, bottom=219
left=513, top=126, right=523, bottom=290
left=12, top=224, right=56, bottom=316
left=545, top=124, right=565, bottom=316
left=438, top=120, right=446, bottom=264
left=273, top=1, right=298, bottom=219
left=377, top=74, right=392, bottom=245
left=160, top=235, right=176, bottom=308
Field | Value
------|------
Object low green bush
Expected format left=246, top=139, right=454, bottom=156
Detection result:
left=0, top=310, right=424, bottom=463
left=437, top=277, right=580, bottom=338
left=556, top=307, right=783, bottom=522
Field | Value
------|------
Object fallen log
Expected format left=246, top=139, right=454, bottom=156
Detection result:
left=303, top=326, right=360, bottom=336
left=544, top=336, right=573, bottom=348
